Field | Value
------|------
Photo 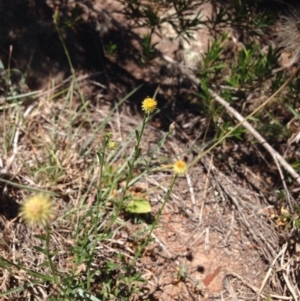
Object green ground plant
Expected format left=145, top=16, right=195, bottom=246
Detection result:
left=0, top=90, right=187, bottom=300
left=0, top=32, right=188, bottom=298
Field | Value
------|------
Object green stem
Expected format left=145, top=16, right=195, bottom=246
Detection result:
left=86, top=138, right=109, bottom=291
left=131, top=175, right=177, bottom=266
left=45, top=225, right=58, bottom=284
left=106, top=114, right=149, bottom=230
left=53, top=10, right=75, bottom=77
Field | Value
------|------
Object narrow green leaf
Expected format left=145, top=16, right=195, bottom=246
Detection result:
left=34, top=234, right=47, bottom=241
left=33, top=246, right=47, bottom=255
left=0, top=285, right=24, bottom=296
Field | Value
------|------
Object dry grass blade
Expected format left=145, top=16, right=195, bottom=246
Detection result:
left=258, top=242, right=287, bottom=298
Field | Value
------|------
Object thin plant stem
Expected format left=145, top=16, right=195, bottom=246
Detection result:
left=86, top=136, right=108, bottom=291
left=45, top=225, right=58, bottom=284
left=53, top=8, right=75, bottom=77
left=106, top=114, right=150, bottom=230
left=131, top=175, right=177, bottom=266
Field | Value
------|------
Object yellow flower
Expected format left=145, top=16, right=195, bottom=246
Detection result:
left=108, top=141, right=117, bottom=150
left=173, top=160, right=187, bottom=176
left=142, top=97, right=157, bottom=114
left=20, top=193, right=54, bottom=225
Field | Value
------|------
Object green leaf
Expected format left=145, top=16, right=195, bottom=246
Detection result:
left=125, top=199, right=151, bottom=214
left=33, top=246, right=47, bottom=255
left=39, top=260, right=51, bottom=268
left=0, top=285, right=24, bottom=296
left=34, top=234, right=47, bottom=241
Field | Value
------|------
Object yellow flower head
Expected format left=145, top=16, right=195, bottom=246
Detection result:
left=108, top=141, right=117, bottom=150
left=142, top=97, right=157, bottom=114
left=173, top=160, right=187, bottom=176
left=20, top=193, right=54, bottom=225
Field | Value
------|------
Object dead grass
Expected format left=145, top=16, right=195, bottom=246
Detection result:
left=0, top=75, right=295, bottom=300
left=1, top=1, right=300, bottom=301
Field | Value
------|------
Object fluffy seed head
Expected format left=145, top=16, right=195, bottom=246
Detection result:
left=278, top=10, right=300, bottom=58
left=20, top=193, right=54, bottom=226
left=142, top=97, right=157, bottom=114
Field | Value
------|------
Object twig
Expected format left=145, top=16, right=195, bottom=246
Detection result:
left=209, top=90, right=300, bottom=185
left=151, top=232, right=174, bottom=260
left=273, top=156, right=294, bottom=210
left=223, top=277, right=239, bottom=301
left=257, top=243, right=288, bottom=300
left=283, top=272, right=299, bottom=301
left=200, top=154, right=213, bottom=224
left=186, top=172, right=198, bottom=219
left=204, top=227, right=210, bottom=251
left=228, top=271, right=292, bottom=300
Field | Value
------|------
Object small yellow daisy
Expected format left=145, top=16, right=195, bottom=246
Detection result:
left=142, top=97, right=157, bottom=114
left=20, top=193, right=54, bottom=225
left=173, top=160, right=187, bottom=176
left=108, top=141, right=117, bottom=150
